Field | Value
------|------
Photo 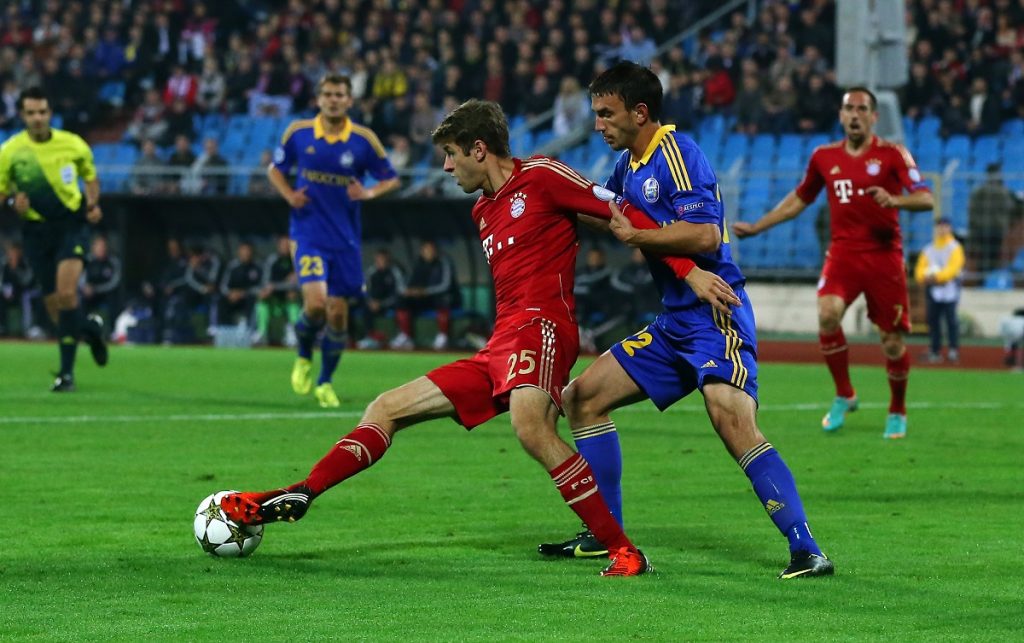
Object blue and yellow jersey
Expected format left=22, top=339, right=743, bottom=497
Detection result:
left=0, top=129, right=97, bottom=223
left=273, top=114, right=397, bottom=250
left=605, top=125, right=745, bottom=311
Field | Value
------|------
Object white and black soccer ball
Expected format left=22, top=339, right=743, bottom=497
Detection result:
left=193, top=491, right=264, bottom=557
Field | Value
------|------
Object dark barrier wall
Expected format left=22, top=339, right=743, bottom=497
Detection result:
left=94, top=195, right=487, bottom=291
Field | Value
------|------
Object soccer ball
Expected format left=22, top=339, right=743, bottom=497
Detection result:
left=193, top=491, right=264, bottom=557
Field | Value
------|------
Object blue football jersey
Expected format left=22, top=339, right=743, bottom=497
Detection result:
left=273, top=115, right=397, bottom=251
left=605, top=125, right=745, bottom=311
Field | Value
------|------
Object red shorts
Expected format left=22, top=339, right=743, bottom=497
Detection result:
left=426, top=314, right=579, bottom=429
left=818, top=248, right=911, bottom=333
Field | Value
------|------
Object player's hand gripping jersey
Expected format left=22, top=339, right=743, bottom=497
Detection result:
left=605, top=125, right=745, bottom=311
left=795, top=135, right=930, bottom=253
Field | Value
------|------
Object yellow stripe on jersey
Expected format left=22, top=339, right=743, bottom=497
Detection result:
left=662, top=136, right=693, bottom=191
left=658, top=141, right=689, bottom=192
left=280, top=119, right=315, bottom=145
left=521, top=158, right=591, bottom=190
left=351, top=124, right=388, bottom=158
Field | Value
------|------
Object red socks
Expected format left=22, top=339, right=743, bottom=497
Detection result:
left=304, top=424, right=392, bottom=495
left=550, top=454, right=633, bottom=554
left=819, top=328, right=855, bottom=398
left=396, top=309, right=412, bottom=336
left=886, top=349, right=910, bottom=415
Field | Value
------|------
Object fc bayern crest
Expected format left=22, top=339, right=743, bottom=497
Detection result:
left=642, top=177, right=660, bottom=202
left=340, top=151, right=354, bottom=167
left=510, top=192, right=527, bottom=218
left=866, top=159, right=881, bottom=176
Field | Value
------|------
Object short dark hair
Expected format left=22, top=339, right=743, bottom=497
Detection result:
left=589, top=61, right=663, bottom=121
left=431, top=99, right=510, bottom=157
left=16, top=86, right=49, bottom=111
left=317, top=73, right=352, bottom=94
left=843, top=86, right=878, bottom=111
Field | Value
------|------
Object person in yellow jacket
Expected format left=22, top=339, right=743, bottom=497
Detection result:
left=914, top=217, right=965, bottom=363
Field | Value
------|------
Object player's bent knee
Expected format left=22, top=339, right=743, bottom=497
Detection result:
left=562, top=378, right=605, bottom=423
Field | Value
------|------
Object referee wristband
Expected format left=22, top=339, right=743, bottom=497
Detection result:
left=2, top=196, right=15, bottom=215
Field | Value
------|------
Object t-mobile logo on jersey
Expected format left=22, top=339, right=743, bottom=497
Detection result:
left=481, top=233, right=515, bottom=263
left=833, top=179, right=854, bottom=203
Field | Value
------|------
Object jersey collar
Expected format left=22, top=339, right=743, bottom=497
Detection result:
left=630, top=124, right=675, bottom=171
left=313, top=115, right=352, bottom=143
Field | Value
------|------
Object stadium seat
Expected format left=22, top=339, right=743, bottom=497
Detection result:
left=942, top=135, right=970, bottom=164
left=971, top=135, right=1001, bottom=166
left=805, top=134, right=829, bottom=153
left=982, top=269, right=1014, bottom=290
left=749, top=134, right=776, bottom=164
left=1000, top=118, right=1024, bottom=138
left=917, top=115, right=941, bottom=140
left=1010, top=248, right=1024, bottom=273
left=721, top=133, right=749, bottom=169
left=698, top=115, right=726, bottom=147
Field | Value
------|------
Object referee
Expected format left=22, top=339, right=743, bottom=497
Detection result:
left=0, top=87, right=108, bottom=391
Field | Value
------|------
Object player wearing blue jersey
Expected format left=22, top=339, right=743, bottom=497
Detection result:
left=268, top=74, right=400, bottom=407
left=539, top=62, right=833, bottom=579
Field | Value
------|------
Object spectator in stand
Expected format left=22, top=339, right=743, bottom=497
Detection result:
left=390, top=240, right=459, bottom=351
left=126, top=88, right=168, bottom=146
left=225, top=56, right=258, bottom=115
left=249, top=59, right=292, bottom=117
left=795, top=74, right=835, bottom=133
left=131, top=139, right=169, bottom=195
left=167, top=134, right=197, bottom=194
left=184, top=243, right=221, bottom=330
left=968, top=162, right=1023, bottom=273
left=0, top=79, right=18, bottom=129
left=762, top=75, right=797, bottom=134
left=191, top=137, right=229, bottom=196
left=164, top=65, right=198, bottom=109
left=662, top=71, right=698, bottom=131
left=180, top=1, right=217, bottom=65
left=965, top=77, right=1001, bottom=136
left=249, top=150, right=276, bottom=196
left=522, top=75, right=556, bottom=121
left=734, top=73, right=765, bottom=135
left=914, top=217, right=965, bottom=364
left=80, top=235, right=122, bottom=333
left=0, top=241, right=39, bottom=337
left=902, top=61, right=940, bottom=119
left=409, top=92, right=439, bottom=163
left=255, top=235, right=299, bottom=346
left=196, top=58, right=227, bottom=114
left=701, top=59, right=735, bottom=113
left=552, top=77, right=590, bottom=138
left=162, top=97, right=196, bottom=146
left=357, top=248, right=406, bottom=349
left=218, top=240, right=262, bottom=328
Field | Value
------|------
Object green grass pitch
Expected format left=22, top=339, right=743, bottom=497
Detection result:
left=1, top=343, right=1022, bottom=640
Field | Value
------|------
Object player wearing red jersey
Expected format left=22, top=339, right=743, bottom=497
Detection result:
left=733, top=87, right=934, bottom=439
left=218, top=99, right=737, bottom=576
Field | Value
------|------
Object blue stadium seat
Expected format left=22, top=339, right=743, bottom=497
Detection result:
left=1002, top=151, right=1024, bottom=173
left=698, top=115, right=726, bottom=147
left=721, top=133, right=749, bottom=169
left=749, top=134, right=776, bottom=164
left=983, top=269, right=1014, bottom=290
left=1010, top=248, right=1024, bottom=273
left=804, top=134, right=829, bottom=154
left=917, top=116, right=941, bottom=140
left=942, top=135, right=970, bottom=164
left=532, top=128, right=556, bottom=150
left=972, top=135, right=1001, bottom=166
left=778, top=134, right=802, bottom=157
left=1000, top=118, right=1024, bottom=138
left=916, top=135, right=942, bottom=163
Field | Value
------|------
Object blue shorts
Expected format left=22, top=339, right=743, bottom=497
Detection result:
left=609, top=289, right=759, bottom=410
left=292, top=239, right=363, bottom=298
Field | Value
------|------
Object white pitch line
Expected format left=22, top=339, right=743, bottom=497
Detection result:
left=0, top=400, right=1020, bottom=426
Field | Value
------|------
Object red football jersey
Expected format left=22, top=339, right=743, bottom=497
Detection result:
left=795, top=135, right=930, bottom=252
left=472, top=156, right=618, bottom=322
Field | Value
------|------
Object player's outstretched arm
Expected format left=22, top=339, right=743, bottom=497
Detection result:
left=732, top=191, right=808, bottom=238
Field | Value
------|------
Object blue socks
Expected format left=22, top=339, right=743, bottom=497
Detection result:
left=294, top=312, right=324, bottom=360
left=318, top=328, right=347, bottom=385
left=572, top=421, right=623, bottom=526
left=740, top=442, right=823, bottom=556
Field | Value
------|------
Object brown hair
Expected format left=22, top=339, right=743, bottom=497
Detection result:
left=317, top=74, right=352, bottom=95
left=431, top=99, right=510, bottom=157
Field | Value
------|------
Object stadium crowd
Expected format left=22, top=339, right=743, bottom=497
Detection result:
left=0, top=0, right=1021, bottom=155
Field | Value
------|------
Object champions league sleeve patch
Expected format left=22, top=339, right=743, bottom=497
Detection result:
left=591, top=185, right=617, bottom=202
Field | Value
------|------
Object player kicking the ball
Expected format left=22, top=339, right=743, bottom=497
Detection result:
left=220, top=99, right=738, bottom=577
